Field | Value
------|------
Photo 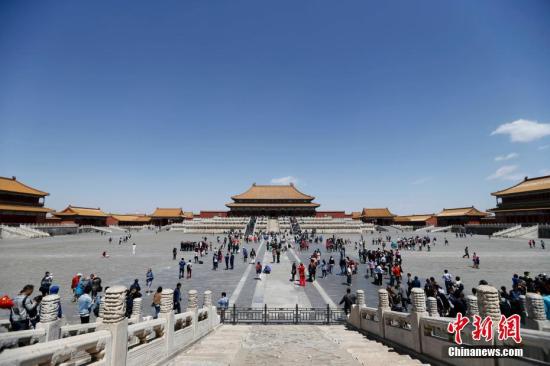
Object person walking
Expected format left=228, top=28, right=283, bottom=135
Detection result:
left=339, top=288, right=354, bottom=316
left=255, top=261, right=262, bottom=280
left=186, top=261, right=193, bottom=279
left=230, top=252, right=235, bottom=270
left=10, top=285, right=36, bottom=331
left=172, top=248, right=177, bottom=260
left=152, top=287, right=162, bottom=318
left=132, top=243, right=136, bottom=255
left=298, top=262, right=306, bottom=287
left=290, top=262, right=297, bottom=282
left=217, top=292, right=229, bottom=323
left=225, top=252, right=230, bottom=270
left=462, top=246, right=469, bottom=258
left=146, top=268, right=154, bottom=294
left=179, top=258, right=186, bottom=279
left=39, top=271, right=53, bottom=296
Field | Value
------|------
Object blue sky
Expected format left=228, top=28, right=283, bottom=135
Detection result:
left=1, top=0, right=549, bottom=214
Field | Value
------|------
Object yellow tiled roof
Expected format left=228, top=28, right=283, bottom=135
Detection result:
left=492, top=175, right=550, bottom=196
left=361, top=208, right=395, bottom=218
left=394, top=214, right=434, bottom=222
left=0, top=176, right=48, bottom=197
left=110, top=214, right=151, bottom=222
left=151, top=208, right=184, bottom=218
left=232, top=184, right=314, bottom=200
left=54, top=206, right=108, bottom=217
left=351, top=211, right=362, bottom=219
left=0, top=204, right=53, bottom=213
left=226, top=202, right=320, bottom=208
left=436, top=207, right=487, bottom=217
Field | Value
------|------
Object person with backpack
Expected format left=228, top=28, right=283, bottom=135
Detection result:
left=78, top=286, right=94, bottom=324
left=10, top=285, right=39, bottom=331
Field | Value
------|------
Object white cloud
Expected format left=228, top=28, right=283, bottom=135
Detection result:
left=411, top=177, right=432, bottom=185
left=270, top=176, right=299, bottom=185
left=491, top=119, right=550, bottom=142
left=539, top=145, right=549, bottom=151
left=486, top=165, right=524, bottom=181
left=494, top=152, right=518, bottom=161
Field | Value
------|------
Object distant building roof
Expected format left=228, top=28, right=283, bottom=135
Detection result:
left=110, top=214, right=151, bottom=223
left=491, top=175, right=550, bottom=197
left=394, top=214, right=434, bottom=222
left=0, top=176, right=49, bottom=197
left=226, top=202, right=320, bottom=208
left=231, top=183, right=315, bottom=201
left=0, top=203, right=53, bottom=213
left=183, top=212, right=194, bottom=219
left=150, top=208, right=184, bottom=218
left=351, top=211, right=362, bottom=219
left=361, top=208, right=395, bottom=218
left=436, top=206, right=487, bottom=217
left=54, top=206, right=108, bottom=217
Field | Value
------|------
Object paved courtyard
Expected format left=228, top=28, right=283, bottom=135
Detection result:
left=0, top=228, right=548, bottom=323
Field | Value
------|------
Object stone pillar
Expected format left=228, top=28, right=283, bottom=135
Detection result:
left=466, top=295, right=479, bottom=318
left=356, top=290, right=365, bottom=307
left=525, top=293, right=548, bottom=330
left=519, top=295, right=527, bottom=321
left=187, top=290, right=198, bottom=313
left=36, top=294, right=61, bottom=341
left=377, top=289, right=390, bottom=337
left=159, top=289, right=175, bottom=353
left=98, top=286, right=128, bottom=366
left=476, top=285, right=501, bottom=323
left=410, top=288, right=428, bottom=353
left=97, top=296, right=105, bottom=322
left=130, top=298, right=142, bottom=323
left=203, top=290, right=212, bottom=308
left=427, top=297, right=438, bottom=317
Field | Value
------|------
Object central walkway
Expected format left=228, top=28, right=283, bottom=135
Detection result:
left=166, top=325, right=428, bottom=365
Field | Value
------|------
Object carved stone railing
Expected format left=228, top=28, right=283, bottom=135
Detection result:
left=348, top=286, right=550, bottom=366
left=0, top=288, right=220, bottom=366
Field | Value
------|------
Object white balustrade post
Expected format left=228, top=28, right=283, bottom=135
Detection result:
left=97, top=286, right=128, bottom=366
left=349, top=290, right=364, bottom=329
left=187, top=289, right=199, bottom=338
left=410, top=288, right=428, bottom=353
left=130, top=298, right=142, bottom=323
left=426, top=297, right=439, bottom=317
left=466, top=295, right=479, bottom=318
left=203, top=290, right=215, bottom=329
left=476, top=285, right=500, bottom=348
left=377, top=289, right=390, bottom=337
left=525, top=293, right=548, bottom=331
left=36, top=294, right=61, bottom=341
left=159, top=289, right=175, bottom=353
left=97, top=296, right=105, bottom=323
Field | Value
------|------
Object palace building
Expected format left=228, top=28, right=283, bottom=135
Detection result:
left=53, top=205, right=109, bottom=226
left=0, top=176, right=53, bottom=224
left=106, top=214, right=151, bottom=226
left=360, top=208, right=395, bottom=225
left=226, top=183, right=320, bottom=217
left=394, top=214, right=436, bottom=227
left=434, top=206, right=487, bottom=226
left=489, top=175, right=550, bottom=224
left=150, top=208, right=185, bottom=226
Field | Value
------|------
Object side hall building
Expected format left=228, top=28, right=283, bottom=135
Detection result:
left=489, top=175, right=550, bottom=224
left=360, top=208, right=395, bottom=226
left=435, top=206, right=487, bottom=226
left=150, top=208, right=185, bottom=226
left=53, top=206, right=109, bottom=226
left=226, top=183, right=320, bottom=217
left=0, top=176, right=53, bottom=224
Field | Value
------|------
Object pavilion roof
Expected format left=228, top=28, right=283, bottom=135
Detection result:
left=394, top=214, right=434, bottom=222
left=183, top=212, right=194, bottom=219
left=436, top=206, right=487, bottom=217
left=361, top=208, right=395, bottom=218
left=0, top=176, right=49, bottom=197
left=231, top=183, right=315, bottom=201
left=351, top=211, right=362, bottom=219
left=226, top=202, right=320, bottom=208
left=54, top=205, right=109, bottom=217
left=0, top=203, right=53, bottom=213
left=110, top=214, right=151, bottom=222
left=491, top=175, right=550, bottom=197
left=150, top=208, right=184, bottom=218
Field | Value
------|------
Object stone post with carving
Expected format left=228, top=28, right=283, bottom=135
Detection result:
left=377, top=289, right=390, bottom=337
left=159, top=288, right=175, bottom=353
left=97, top=286, right=128, bottom=366
left=203, top=290, right=212, bottom=308
left=349, top=290, right=365, bottom=329
left=475, top=285, right=500, bottom=347
left=466, top=295, right=479, bottom=318
left=97, top=296, right=105, bottom=323
left=37, top=294, right=61, bottom=341
left=187, top=289, right=199, bottom=337
left=525, top=293, right=549, bottom=330
left=427, top=297, right=439, bottom=317
left=410, top=288, right=428, bottom=353
left=130, top=298, right=142, bottom=324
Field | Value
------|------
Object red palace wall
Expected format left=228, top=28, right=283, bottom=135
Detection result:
left=199, top=211, right=228, bottom=218
left=316, top=211, right=347, bottom=218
